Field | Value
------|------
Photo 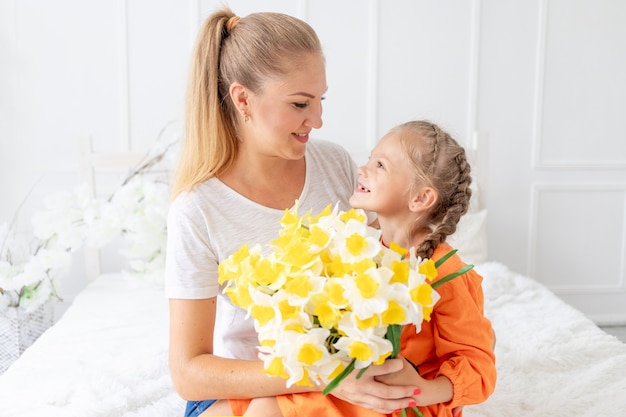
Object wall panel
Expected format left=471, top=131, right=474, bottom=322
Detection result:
left=125, top=0, right=190, bottom=152
left=309, top=0, right=372, bottom=159
left=378, top=1, right=476, bottom=145
left=534, top=0, right=626, bottom=168
left=530, top=184, right=626, bottom=291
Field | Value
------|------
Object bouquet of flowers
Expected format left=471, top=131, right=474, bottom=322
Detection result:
left=218, top=202, right=471, bottom=415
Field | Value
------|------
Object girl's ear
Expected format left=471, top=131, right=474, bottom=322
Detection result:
left=409, top=187, right=438, bottom=213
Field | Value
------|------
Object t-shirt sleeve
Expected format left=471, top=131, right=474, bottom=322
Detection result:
left=164, top=194, right=220, bottom=299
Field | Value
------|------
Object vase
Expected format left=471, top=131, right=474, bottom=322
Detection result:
left=0, top=302, right=54, bottom=373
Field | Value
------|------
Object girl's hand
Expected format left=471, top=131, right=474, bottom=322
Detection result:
left=376, top=356, right=454, bottom=407
left=374, top=356, right=423, bottom=386
left=329, top=358, right=418, bottom=414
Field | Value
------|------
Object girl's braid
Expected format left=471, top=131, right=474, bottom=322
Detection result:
left=397, top=121, right=473, bottom=259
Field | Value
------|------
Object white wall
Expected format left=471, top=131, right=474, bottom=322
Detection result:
left=1, top=0, right=625, bottom=322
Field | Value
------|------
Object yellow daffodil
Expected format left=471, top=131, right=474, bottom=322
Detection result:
left=419, top=258, right=438, bottom=282
left=339, top=207, right=367, bottom=224
left=335, top=313, right=393, bottom=369
left=332, top=218, right=381, bottom=263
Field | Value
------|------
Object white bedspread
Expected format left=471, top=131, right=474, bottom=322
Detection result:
left=0, top=274, right=185, bottom=417
left=1, top=263, right=625, bottom=417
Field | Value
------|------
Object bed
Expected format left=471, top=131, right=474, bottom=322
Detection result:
left=1, top=261, right=626, bottom=416
left=2, top=144, right=626, bottom=417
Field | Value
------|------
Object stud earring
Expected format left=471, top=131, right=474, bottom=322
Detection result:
left=241, top=109, right=249, bottom=123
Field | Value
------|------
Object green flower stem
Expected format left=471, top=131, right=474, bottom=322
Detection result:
left=411, top=406, right=425, bottom=417
left=356, top=366, right=368, bottom=379
left=323, top=358, right=356, bottom=396
left=386, top=324, right=402, bottom=358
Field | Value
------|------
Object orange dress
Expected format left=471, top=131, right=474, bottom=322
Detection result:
left=230, top=243, right=497, bottom=417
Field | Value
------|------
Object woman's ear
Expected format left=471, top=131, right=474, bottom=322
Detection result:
left=409, top=187, right=438, bottom=213
left=229, top=82, right=248, bottom=112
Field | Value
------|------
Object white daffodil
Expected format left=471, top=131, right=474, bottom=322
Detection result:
left=342, top=265, right=394, bottom=320
left=334, top=312, right=393, bottom=369
left=405, top=268, right=441, bottom=330
left=283, top=327, right=334, bottom=387
left=259, top=327, right=332, bottom=387
left=282, top=269, right=326, bottom=306
left=330, top=218, right=382, bottom=263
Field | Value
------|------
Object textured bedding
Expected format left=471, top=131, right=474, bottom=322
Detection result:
left=1, top=262, right=625, bottom=417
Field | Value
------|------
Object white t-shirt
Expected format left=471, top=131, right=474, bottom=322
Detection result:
left=165, top=139, right=363, bottom=360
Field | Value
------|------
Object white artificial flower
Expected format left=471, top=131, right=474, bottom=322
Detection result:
left=2, top=142, right=174, bottom=312
left=0, top=260, right=22, bottom=292
left=18, top=278, right=53, bottom=313
left=0, top=292, right=11, bottom=311
left=84, top=201, right=123, bottom=247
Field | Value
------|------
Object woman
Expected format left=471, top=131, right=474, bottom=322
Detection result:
left=165, top=7, right=418, bottom=417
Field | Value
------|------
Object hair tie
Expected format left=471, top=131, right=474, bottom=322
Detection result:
left=226, top=16, right=241, bottom=33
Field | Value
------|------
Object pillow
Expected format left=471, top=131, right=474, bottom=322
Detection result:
left=446, top=178, right=488, bottom=265
left=447, top=208, right=488, bottom=265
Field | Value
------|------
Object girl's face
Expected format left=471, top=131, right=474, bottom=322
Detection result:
left=350, top=131, right=415, bottom=216
left=242, top=53, right=327, bottom=161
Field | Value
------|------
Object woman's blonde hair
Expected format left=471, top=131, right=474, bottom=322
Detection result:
left=393, top=120, right=473, bottom=259
left=170, top=7, right=323, bottom=199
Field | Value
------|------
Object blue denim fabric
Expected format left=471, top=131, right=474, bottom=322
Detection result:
left=184, top=399, right=217, bottom=417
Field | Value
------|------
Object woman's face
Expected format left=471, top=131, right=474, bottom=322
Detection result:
left=242, top=53, right=327, bottom=161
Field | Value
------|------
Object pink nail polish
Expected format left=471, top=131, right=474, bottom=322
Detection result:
left=409, top=401, right=417, bottom=407
left=413, top=388, right=421, bottom=395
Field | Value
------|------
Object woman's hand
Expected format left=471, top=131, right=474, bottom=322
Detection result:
left=329, top=358, right=418, bottom=414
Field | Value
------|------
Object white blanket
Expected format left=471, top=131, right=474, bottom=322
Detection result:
left=1, top=262, right=625, bottom=417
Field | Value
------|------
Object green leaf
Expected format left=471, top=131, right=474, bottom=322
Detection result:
left=322, top=358, right=355, bottom=396
left=434, top=249, right=457, bottom=268
left=431, top=264, right=474, bottom=289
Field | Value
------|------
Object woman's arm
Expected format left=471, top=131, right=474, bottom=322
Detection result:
left=169, top=298, right=421, bottom=412
left=168, top=297, right=315, bottom=400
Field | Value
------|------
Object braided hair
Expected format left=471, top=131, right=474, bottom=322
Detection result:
left=392, top=120, right=473, bottom=259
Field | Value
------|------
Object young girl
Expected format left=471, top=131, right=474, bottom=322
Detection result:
left=227, top=120, right=497, bottom=416
left=348, top=120, right=497, bottom=416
